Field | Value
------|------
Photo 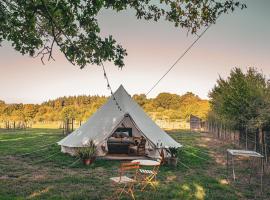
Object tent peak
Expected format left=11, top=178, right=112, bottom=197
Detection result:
left=116, top=84, right=126, bottom=92
left=115, top=85, right=131, bottom=97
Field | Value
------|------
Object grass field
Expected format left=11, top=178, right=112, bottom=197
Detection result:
left=0, top=128, right=268, bottom=200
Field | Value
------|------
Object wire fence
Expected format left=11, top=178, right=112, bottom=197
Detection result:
left=190, top=123, right=268, bottom=197
left=204, top=122, right=270, bottom=166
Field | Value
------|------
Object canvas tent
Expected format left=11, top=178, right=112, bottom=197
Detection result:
left=58, top=85, right=181, bottom=158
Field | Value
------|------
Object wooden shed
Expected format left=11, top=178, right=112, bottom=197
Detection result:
left=190, top=115, right=202, bottom=131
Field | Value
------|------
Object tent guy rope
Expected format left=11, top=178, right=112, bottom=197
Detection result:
left=19, top=142, right=57, bottom=157
left=33, top=151, right=61, bottom=164
left=145, top=23, right=213, bottom=96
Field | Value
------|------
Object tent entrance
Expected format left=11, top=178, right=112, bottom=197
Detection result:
left=107, top=114, right=147, bottom=156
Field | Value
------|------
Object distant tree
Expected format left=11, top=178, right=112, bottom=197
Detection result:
left=53, top=99, right=62, bottom=108
left=76, top=106, right=86, bottom=126
left=61, top=105, right=77, bottom=133
left=163, top=109, right=180, bottom=120
left=143, top=99, right=155, bottom=112
left=34, top=106, right=53, bottom=122
left=0, top=101, right=6, bottom=127
left=0, top=100, right=5, bottom=105
left=179, top=92, right=200, bottom=105
left=11, top=109, right=25, bottom=129
left=133, top=94, right=147, bottom=107
left=209, top=67, right=270, bottom=131
left=196, top=100, right=210, bottom=120
left=61, top=106, right=76, bottom=120
left=154, top=93, right=180, bottom=110
left=90, top=97, right=107, bottom=111
left=23, top=104, right=38, bottom=126
left=0, top=0, right=245, bottom=68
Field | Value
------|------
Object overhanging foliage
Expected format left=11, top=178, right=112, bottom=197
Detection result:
left=0, top=0, right=246, bottom=68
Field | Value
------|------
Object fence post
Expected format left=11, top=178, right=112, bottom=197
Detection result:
left=264, top=132, right=268, bottom=164
left=239, top=130, right=241, bottom=146
left=217, top=124, right=220, bottom=139
left=233, top=130, right=236, bottom=144
left=225, top=127, right=227, bottom=141
left=221, top=124, right=223, bottom=140
left=245, top=127, right=248, bottom=150
left=255, top=129, right=257, bottom=152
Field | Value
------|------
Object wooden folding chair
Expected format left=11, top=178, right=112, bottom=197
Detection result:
left=110, top=162, right=140, bottom=200
left=137, top=138, right=146, bottom=156
left=128, top=137, right=146, bottom=156
left=159, top=149, right=165, bottom=165
left=156, top=156, right=164, bottom=165
left=138, top=160, right=161, bottom=191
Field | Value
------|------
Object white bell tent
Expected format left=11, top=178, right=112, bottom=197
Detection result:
left=58, top=85, right=181, bottom=158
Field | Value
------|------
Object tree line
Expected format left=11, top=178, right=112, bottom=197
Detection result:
left=208, top=67, right=270, bottom=156
left=0, top=92, right=209, bottom=130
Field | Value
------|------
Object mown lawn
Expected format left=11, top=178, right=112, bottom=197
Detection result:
left=0, top=128, right=241, bottom=200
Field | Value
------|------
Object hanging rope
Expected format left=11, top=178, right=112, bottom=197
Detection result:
left=101, top=62, right=123, bottom=112
left=145, top=23, right=213, bottom=96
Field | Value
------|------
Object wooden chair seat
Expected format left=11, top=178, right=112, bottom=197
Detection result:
left=129, top=137, right=146, bottom=156
left=138, top=162, right=160, bottom=191
left=110, top=162, right=140, bottom=200
left=139, top=169, right=156, bottom=175
left=110, top=176, right=136, bottom=184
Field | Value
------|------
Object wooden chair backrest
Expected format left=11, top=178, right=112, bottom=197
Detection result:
left=120, top=162, right=140, bottom=171
left=119, top=162, right=140, bottom=181
left=158, top=150, right=165, bottom=165
left=138, top=138, right=146, bottom=148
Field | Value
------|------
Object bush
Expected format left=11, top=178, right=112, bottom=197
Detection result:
left=76, top=140, right=97, bottom=160
left=168, top=147, right=180, bottom=158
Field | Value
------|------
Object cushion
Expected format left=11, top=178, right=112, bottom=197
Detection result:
left=107, top=137, right=121, bottom=143
left=113, top=132, right=121, bottom=138
left=119, top=131, right=129, bottom=138
left=122, top=137, right=131, bottom=143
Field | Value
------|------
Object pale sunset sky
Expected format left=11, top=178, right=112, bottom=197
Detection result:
left=0, top=0, right=269, bottom=104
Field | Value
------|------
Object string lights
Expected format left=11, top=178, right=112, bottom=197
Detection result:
left=101, top=63, right=122, bottom=112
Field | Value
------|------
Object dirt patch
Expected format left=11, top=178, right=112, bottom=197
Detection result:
left=166, top=175, right=177, bottom=181
left=197, top=132, right=270, bottom=200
